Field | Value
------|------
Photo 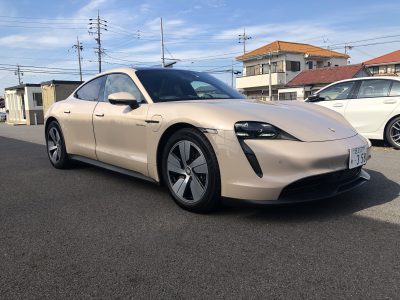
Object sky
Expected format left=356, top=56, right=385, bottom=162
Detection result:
left=1, top=0, right=400, bottom=93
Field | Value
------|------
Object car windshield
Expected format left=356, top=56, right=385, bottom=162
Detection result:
left=135, top=69, right=245, bottom=102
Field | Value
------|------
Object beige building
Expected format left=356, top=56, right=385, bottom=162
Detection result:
left=41, top=80, right=82, bottom=114
left=235, top=40, right=349, bottom=100
left=364, top=50, right=400, bottom=76
left=4, top=84, right=43, bottom=125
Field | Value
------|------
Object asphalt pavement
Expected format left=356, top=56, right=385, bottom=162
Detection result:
left=0, top=124, right=399, bottom=299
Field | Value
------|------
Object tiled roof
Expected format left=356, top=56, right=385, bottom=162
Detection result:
left=287, top=64, right=366, bottom=87
left=236, top=40, right=349, bottom=60
left=364, top=50, right=400, bottom=65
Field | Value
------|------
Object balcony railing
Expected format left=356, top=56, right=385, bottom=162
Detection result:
left=236, top=73, right=286, bottom=89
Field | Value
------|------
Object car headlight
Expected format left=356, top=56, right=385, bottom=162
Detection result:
left=234, top=121, right=298, bottom=141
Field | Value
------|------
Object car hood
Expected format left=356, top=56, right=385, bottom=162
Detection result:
left=153, top=99, right=357, bottom=142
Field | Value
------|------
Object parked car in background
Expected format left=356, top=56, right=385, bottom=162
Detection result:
left=0, top=112, right=7, bottom=122
left=45, top=68, right=370, bottom=213
left=307, top=77, right=400, bottom=149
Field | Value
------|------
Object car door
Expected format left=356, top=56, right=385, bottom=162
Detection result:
left=314, top=80, right=356, bottom=115
left=93, top=73, right=150, bottom=176
left=344, top=79, right=397, bottom=133
left=62, top=76, right=106, bottom=159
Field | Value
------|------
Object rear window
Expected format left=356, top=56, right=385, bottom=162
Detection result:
left=357, top=80, right=391, bottom=98
left=390, top=81, right=400, bottom=96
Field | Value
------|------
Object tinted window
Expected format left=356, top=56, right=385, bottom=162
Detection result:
left=135, top=69, right=245, bottom=102
left=357, top=80, right=391, bottom=98
left=318, top=81, right=355, bottom=100
left=389, top=81, right=400, bottom=96
left=75, top=76, right=105, bottom=101
left=103, top=73, right=145, bottom=103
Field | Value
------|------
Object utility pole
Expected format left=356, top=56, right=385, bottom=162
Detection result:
left=268, top=52, right=272, bottom=101
left=238, top=28, right=252, bottom=54
left=89, top=10, right=107, bottom=73
left=14, top=65, right=23, bottom=84
left=73, top=36, right=83, bottom=81
left=160, top=17, right=165, bottom=67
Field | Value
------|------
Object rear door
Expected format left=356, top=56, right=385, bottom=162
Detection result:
left=315, top=80, right=356, bottom=115
left=344, top=79, right=397, bottom=133
left=63, top=76, right=105, bottom=159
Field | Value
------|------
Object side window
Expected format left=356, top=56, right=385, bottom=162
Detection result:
left=357, top=80, right=391, bottom=98
left=389, top=81, right=400, bottom=96
left=75, top=76, right=105, bottom=101
left=318, top=81, right=355, bottom=100
left=103, top=73, right=145, bottom=103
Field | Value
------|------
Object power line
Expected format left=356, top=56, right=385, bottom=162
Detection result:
left=0, top=15, right=87, bottom=21
left=0, top=63, right=97, bottom=72
left=0, top=24, right=87, bottom=29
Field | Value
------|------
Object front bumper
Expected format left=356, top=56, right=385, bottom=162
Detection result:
left=213, top=131, right=371, bottom=202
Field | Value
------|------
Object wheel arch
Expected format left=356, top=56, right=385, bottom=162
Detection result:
left=45, top=116, right=58, bottom=133
left=383, top=113, right=400, bottom=141
left=156, top=122, right=198, bottom=184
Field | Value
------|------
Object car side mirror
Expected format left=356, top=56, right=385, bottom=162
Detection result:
left=108, top=92, right=139, bottom=109
left=306, top=94, right=324, bottom=102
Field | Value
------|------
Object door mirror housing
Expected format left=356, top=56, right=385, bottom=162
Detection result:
left=306, top=94, right=324, bottom=102
left=108, top=92, right=139, bottom=109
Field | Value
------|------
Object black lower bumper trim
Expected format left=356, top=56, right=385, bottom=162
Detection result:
left=222, top=168, right=370, bottom=206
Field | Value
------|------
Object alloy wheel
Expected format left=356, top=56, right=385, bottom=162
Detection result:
left=47, top=127, right=62, bottom=164
left=390, top=120, right=400, bottom=147
left=167, top=140, right=208, bottom=203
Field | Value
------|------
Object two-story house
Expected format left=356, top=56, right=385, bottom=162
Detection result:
left=235, top=40, right=349, bottom=100
left=364, top=50, right=400, bottom=76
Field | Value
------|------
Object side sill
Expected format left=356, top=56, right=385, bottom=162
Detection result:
left=69, top=155, right=158, bottom=184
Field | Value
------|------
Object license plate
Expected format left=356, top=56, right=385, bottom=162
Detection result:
left=349, top=146, right=367, bottom=169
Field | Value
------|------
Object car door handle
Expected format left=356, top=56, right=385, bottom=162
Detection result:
left=383, top=99, right=397, bottom=104
left=95, top=113, right=104, bottom=117
left=332, top=103, right=344, bottom=107
left=64, top=110, right=71, bottom=114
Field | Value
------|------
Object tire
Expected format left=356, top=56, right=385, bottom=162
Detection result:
left=385, top=116, right=400, bottom=150
left=161, top=128, right=221, bottom=213
left=46, top=121, right=71, bottom=168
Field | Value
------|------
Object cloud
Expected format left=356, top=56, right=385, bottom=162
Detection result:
left=77, top=0, right=109, bottom=16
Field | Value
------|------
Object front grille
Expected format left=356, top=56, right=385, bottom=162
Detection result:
left=279, top=167, right=362, bottom=201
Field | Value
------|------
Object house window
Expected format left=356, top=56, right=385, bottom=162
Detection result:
left=246, top=65, right=261, bottom=76
left=307, top=61, right=313, bottom=69
left=286, top=61, right=301, bottom=72
left=261, top=61, right=284, bottom=73
left=380, top=66, right=388, bottom=74
left=271, top=61, right=284, bottom=73
left=262, top=64, right=269, bottom=74
left=395, top=64, right=400, bottom=73
left=327, top=62, right=331, bottom=67
left=33, top=93, right=43, bottom=106
left=369, top=66, right=379, bottom=75
left=279, top=92, right=297, bottom=100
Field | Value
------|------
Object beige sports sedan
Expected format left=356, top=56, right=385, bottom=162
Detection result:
left=45, top=67, right=371, bottom=212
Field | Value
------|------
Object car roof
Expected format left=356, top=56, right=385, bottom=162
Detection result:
left=333, top=76, right=400, bottom=84
left=97, top=67, right=200, bottom=76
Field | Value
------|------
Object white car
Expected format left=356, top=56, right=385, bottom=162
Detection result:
left=307, top=77, right=400, bottom=149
